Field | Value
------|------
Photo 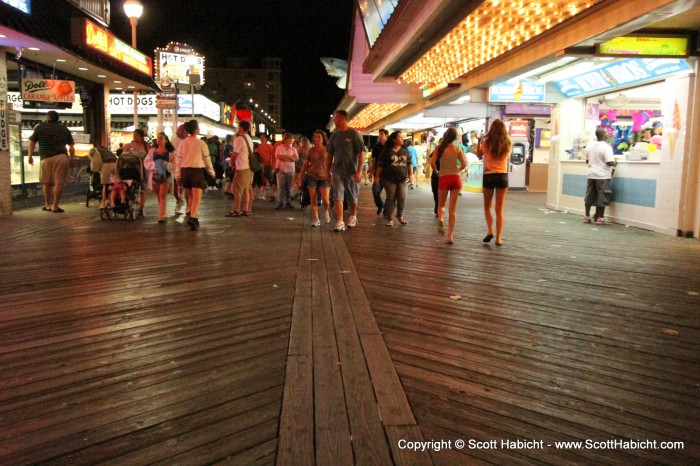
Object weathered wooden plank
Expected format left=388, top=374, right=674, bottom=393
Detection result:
left=384, top=425, right=434, bottom=466
left=276, top=355, right=314, bottom=466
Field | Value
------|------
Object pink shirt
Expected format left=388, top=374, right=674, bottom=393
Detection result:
left=275, top=144, right=297, bottom=174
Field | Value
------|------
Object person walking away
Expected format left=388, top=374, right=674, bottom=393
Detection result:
left=361, top=151, right=371, bottom=185
left=328, top=110, right=365, bottom=232
left=145, top=132, right=175, bottom=223
left=406, top=140, right=419, bottom=189
left=274, top=133, right=299, bottom=210
left=171, top=124, right=188, bottom=214
left=477, top=119, right=512, bottom=246
left=226, top=120, right=254, bottom=217
left=297, top=130, right=332, bottom=226
left=121, top=129, right=150, bottom=217
left=584, top=128, right=616, bottom=225
left=27, top=110, right=75, bottom=213
left=256, top=133, right=275, bottom=200
left=295, top=137, right=311, bottom=198
left=222, top=134, right=235, bottom=197
left=175, top=119, right=214, bottom=230
left=368, top=129, right=388, bottom=215
left=429, top=127, right=467, bottom=243
left=375, top=131, right=411, bottom=227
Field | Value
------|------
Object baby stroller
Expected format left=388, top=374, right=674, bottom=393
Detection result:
left=100, top=180, right=141, bottom=221
left=86, top=170, right=103, bottom=207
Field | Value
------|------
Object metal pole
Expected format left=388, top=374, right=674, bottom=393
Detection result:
left=191, top=85, right=195, bottom=117
left=130, top=17, right=138, bottom=131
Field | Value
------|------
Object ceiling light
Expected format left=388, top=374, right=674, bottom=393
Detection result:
left=97, top=74, right=106, bottom=78
left=0, top=34, right=6, bottom=38
left=114, top=80, right=122, bottom=84
left=28, top=47, right=40, bottom=51
left=127, top=85, right=135, bottom=89
left=78, top=67, right=88, bottom=71
left=115, top=87, right=123, bottom=90
left=55, top=58, right=67, bottom=62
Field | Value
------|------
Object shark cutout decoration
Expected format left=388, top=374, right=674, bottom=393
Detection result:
left=320, top=57, right=348, bottom=89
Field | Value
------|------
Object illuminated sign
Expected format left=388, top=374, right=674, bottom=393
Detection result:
left=489, top=80, right=546, bottom=103
left=74, top=19, right=152, bottom=75
left=21, top=79, right=75, bottom=103
left=509, top=120, right=529, bottom=138
left=554, top=59, right=691, bottom=98
left=108, top=93, right=220, bottom=121
left=1, top=0, right=30, bottom=14
left=598, top=35, right=689, bottom=58
left=155, top=42, right=205, bottom=86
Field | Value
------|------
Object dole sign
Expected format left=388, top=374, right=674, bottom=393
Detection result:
left=21, top=79, right=76, bottom=103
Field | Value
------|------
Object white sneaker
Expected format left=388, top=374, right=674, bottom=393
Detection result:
left=346, top=215, right=358, bottom=229
left=324, top=208, right=331, bottom=224
left=311, top=219, right=321, bottom=227
left=334, top=220, right=346, bottom=232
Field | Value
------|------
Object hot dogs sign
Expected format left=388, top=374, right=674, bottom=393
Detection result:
left=21, top=79, right=76, bottom=103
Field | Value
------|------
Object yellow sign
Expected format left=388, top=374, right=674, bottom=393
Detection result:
left=598, top=36, right=688, bottom=57
left=77, top=19, right=153, bottom=75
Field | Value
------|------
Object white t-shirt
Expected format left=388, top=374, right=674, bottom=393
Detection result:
left=233, top=134, right=253, bottom=170
left=586, top=140, right=614, bottom=179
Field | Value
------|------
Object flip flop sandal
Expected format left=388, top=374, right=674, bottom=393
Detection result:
left=52, top=208, right=65, bottom=213
left=225, top=211, right=242, bottom=217
left=42, top=207, right=51, bottom=212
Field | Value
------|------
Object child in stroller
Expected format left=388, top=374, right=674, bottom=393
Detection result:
left=100, top=151, right=143, bottom=221
left=101, top=180, right=140, bottom=220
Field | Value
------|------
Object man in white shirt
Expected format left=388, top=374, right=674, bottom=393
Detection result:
left=584, top=129, right=616, bottom=225
left=227, top=121, right=254, bottom=216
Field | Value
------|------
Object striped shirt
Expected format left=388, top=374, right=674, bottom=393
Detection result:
left=29, top=121, right=74, bottom=159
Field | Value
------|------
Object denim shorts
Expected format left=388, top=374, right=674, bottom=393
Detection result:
left=306, top=178, right=330, bottom=189
left=483, top=173, right=509, bottom=189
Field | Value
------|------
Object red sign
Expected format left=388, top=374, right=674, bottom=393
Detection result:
left=509, top=120, right=529, bottom=138
left=236, top=110, right=252, bottom=122
left=75, top=18, right=152, bottom=76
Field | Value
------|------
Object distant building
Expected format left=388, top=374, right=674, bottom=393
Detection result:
left=206, top=57, right=281, bottom=130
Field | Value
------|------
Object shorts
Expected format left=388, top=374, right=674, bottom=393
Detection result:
left=100, top=162, right=116, bottom=184
left=306, top=178, right=330, bottom=189
left=180, top=167, right=207, bottom=190
left=233, top=168, right=253, bottom=194
left=264, top=166, right=275, bottom=184
left=331, top=172, right=359, bottom=205
left=585, top=178, right=612, bottom=207
left=438, top=174, right=462, bottom=191
left=40, top=154, right=69, bottom=185
left=483, top=173, right=509, bottom=189
left=252, top=170, right=265, bottom=187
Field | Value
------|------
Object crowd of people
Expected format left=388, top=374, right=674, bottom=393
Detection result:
left=29, top=109, right=516, bottom=243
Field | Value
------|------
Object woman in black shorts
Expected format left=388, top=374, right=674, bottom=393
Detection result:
left=477, top=119, right=512, bottom=246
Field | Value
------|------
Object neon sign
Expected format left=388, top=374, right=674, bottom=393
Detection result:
left=598, top=35, right=689, bottom=58
left=76, top=19, right=152, bottom=75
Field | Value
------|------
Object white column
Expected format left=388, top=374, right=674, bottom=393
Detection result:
left=0, top=49, right=11, bottom=215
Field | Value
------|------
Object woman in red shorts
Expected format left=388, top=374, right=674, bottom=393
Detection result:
left=429, top=127, right=466, bottom=244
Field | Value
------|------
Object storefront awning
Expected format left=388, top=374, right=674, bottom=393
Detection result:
left=0, top=2, right=159, bottom=91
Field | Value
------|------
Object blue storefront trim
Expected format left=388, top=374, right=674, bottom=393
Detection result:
left=562, top=174, right=656, bottom=208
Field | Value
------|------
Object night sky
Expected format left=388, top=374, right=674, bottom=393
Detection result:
left=108, top=0, right=353, bottom=135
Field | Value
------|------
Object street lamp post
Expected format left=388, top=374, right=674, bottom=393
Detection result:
left=123, top=0, right=143, bottom=131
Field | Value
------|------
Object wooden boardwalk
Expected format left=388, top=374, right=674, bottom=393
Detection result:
left=0, top=184, right=698, bottom=465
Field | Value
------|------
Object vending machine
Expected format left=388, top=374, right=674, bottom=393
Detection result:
left=509, top=140, right=528, bottom=190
